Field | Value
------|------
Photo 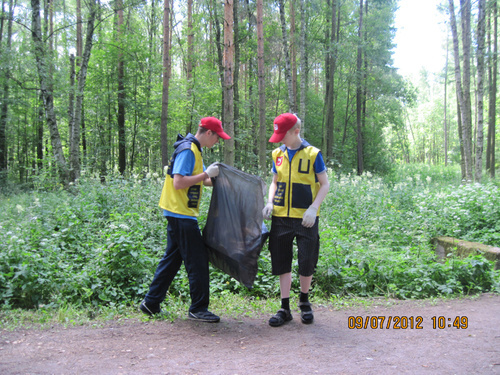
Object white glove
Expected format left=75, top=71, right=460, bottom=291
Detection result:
left=205, top=163, right=219, bottom=178
left=262, top=202, right=273, bottom=220
left=302, top=206, right=318, bottom=228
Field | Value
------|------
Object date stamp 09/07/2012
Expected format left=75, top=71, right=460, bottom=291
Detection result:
left=347, top=315, right=469, bottom=330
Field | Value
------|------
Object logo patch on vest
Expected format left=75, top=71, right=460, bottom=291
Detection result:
left=276, top=156, right=283, bottom=166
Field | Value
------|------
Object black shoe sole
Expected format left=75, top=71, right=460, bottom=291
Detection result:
left=188, top=312, right=220, bottom=323
left=139, top=302, right=161, bottom=317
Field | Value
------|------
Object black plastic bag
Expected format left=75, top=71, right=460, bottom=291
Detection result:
left=203, top=164, right=269, bottom=288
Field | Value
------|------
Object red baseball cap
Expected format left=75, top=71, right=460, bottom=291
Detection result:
left=199, top=117, right=231, bottom=140
left=268, top=113, right=298, bottom=143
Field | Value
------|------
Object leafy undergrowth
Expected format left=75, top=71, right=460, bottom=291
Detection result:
left=0, top=164, right=499, bottom=315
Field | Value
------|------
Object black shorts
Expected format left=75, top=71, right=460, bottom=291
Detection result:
left=268, top=216, right=320, bottom=276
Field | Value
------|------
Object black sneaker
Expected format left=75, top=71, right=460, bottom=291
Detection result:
left=188, top=310, right=220, bottom=323
left=139, top=300, right=161, bottom=317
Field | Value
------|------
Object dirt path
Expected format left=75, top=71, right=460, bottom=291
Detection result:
left=1, top=293, right=499, bottom=375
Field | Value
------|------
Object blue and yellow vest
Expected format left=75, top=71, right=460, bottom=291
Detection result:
left=159, top=134, right=204, bottom=217
left=272, top=141, right=321, bottom=219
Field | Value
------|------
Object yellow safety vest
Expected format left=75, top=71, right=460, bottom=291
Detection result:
left=272, top=142, right=321, bottom=219
left=159, top=135, right=204, bottom=217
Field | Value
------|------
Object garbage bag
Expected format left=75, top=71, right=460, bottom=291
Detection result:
left=203, top=163, right=269, bottom=288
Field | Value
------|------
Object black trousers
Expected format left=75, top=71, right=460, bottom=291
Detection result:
left=145, top=216, right=210, bottom=313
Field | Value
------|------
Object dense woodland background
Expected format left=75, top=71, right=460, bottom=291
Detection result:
left=0, top=0, right=497, bottom=187
left=1, top=0, right=500, bottom=311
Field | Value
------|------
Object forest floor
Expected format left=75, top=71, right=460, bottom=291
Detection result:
left=1, top=293, right=499, bottom=375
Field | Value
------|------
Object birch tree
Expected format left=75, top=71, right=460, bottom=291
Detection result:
left=31, top=0, right=69, bottom=183
left=223, top=0, right=235, bottom=165
left=356, top=0, right=364, bottom=175
left=487, top=0, right=497, bottom=178
left=160, top=0, right=172, bottom=167
left=257, top=0, right=266, bottom=171
left=70, top=0, right=97, bottom=182
left=278, top=0, right=295, bottom=112
left=475, top=0, right=486, bottom=182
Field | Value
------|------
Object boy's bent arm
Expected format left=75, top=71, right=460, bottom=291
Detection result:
left=173, top=172, right=210, bottom=190
left=267, top=173, right=278, bottom=203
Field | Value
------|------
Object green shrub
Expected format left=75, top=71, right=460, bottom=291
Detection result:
left=0, top=164, right=499, bottom=310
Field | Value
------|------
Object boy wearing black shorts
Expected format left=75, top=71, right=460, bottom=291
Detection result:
left=263, top=113, right=330, bottom=327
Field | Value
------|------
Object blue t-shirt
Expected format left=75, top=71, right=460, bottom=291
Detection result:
left=272, top=147, right=326, bottom=175
left=164, top=149, right=206, bottom=220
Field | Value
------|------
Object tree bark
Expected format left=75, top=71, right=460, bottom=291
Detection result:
left=76, top=0, right=82, bottom=65
left=475, top=0, right=486, bottom=182
left=0, top=0, right=13, bottom=180
left=116, top=0, right=126, bottom=175
left=160, top=0, right=171, bottom=167
left=290, top=0, right=297, bottom=112
left=460, top=0, right=473, bottom=182
left=299, top=0, right=306, bottom=136
left=325, top=0, right=336, bottom=159
left=186, top=0, right=194, bottom=135
left=223, top=0, right=235, bottom=166
left=257, top=0, right=266, bottom=172
left=356, top=0, right=364, bottom=176
left=71, top=1, right=97, bottom=182
left=233, top=0, right=240, bottom=163
left=31, top=0, right=69, bottom=183
left=444, top=34, right=449, bottom=166
left=449, top=0, right=470, bottom=182
left=278, top=0, right=295, bottom=112
left=487, top=0, right=497, bottom=178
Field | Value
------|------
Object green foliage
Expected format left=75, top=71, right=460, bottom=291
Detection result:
left=0, top=164, right=499, bottom=311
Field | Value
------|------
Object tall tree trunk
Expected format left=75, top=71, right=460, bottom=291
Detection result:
left=233, top=0, right=240, bottom=163
left=71, top=1, right=97, bottom=182
left=212, top=0, right=224, bottom=125
left=0, top=0, right=13, bottom=181
left=444, top=34, right=449, bottom=166
left=76, top=0, right=82, bottom=65
left=299, top=0, right=306, bottom=135
left=487, top=0, right=497, bottom=178
left=322, top=0, right=331, bottom=151
left=186, top=0, right=194, bottom=135
left=116, top=0, right=126, bottom=175
left=290, top=0, right=297, bottom=112
left=223, top=0, right=235, bottom=165
left=460, top=0, right=473, bottom=182
left=37, top=94, right=44, bottom=171
left=278, top=0, right=295, bottom=112
left=325, top=0, right=336, bottom=159
left=160, top=0, right=171, bottom=167
left=475, top=0, right=486, bottom=182
left=245, top=0, right=257, bottom=164
left=356, top=0, right=364, bottom=176
left=449, top=0, right=469, bottom=181
left=68, top=54, right=75, bottom=171
left=31, top=0, right=69, bottom=183
left=257, top=0, right=266, bottom=172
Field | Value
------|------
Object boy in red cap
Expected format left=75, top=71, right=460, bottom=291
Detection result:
left=263, top=113, right=330, bottom=326
left=140, top=117, right=230, bottom=323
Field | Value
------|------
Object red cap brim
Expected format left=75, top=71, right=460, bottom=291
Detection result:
left=217, top=131, right=231, bottom=140
left=268, top=132, right=285, bottom=143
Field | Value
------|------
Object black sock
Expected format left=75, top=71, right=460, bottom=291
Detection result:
left=300, top=292, right=309, bottom=303
left=300, top=292, right=312, bottom=312
left=281, top=297, right=290, bottom=311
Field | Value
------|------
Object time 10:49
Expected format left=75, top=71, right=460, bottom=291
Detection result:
left=431, top=316, right=468, bottom=329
